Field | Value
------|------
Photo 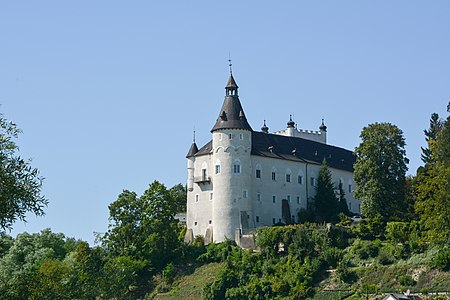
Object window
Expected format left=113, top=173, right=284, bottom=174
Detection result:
left=215, top=164, right=221, bottom=174
left=219, top=133, right=222, bottom=141
left=310, top=177, right=315, bottom=187
left=287, top=195, right=291, bottom=203
left=298, top=175, right=303, bottom=184
left=272, top=218, right=276, bottom=225
left=256, top=169, right=261, bottom=178
left=272, top=172, right=276, bottom=181
left=195, top=194, right=199, bottom=202
left=209, top=220, right=212, bottom=224
left=257, top=193, right=261, bottom=202
left=349, top=202, right=352, bottom=210
left=202, top=169, right=207, bottom=181
left=256, top=216, right=260, bottom=223
left=234, top=164, right=241, bottom=173
left=286, top=174, right=291, bottom=183
left=209, top=192, right=213, bottom=201
left=194, top=221, right=198, bottom=226
left=272, top=195, right=276, bottom=203
left=239, top=133, right=243, bottom=140
left=349, top=184, right=352, bottom=193
left=292, top=215, right=296, bottom=223
left=229, top=133, right=233, bottom=140
left=243, top=190, right=248, bottom=198
left=296, top=196, right=300, bottom=204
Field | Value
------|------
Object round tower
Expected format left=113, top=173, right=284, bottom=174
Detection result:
left=211, top=71, right=253, bottom=242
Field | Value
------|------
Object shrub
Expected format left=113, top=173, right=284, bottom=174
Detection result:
left=431, top=248, right=450, bottom=271
left=398, top=274, right=415, bottom=287
left=385, top=222, right=410, bottom=244
left=336, top=259, right=357, bottom=283
left=322, top=247, right=344, bottom=268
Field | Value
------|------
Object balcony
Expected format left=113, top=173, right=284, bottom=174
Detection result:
left=194, top=176, right=211, bottom=184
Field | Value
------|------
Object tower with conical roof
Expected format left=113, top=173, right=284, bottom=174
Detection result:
left=210, top=66, right=254, bottom=242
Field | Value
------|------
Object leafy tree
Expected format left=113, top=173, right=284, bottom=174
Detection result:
left=354, top=123, right=409, bottom=220
left=0, top=229, right=77, bottom=299
left=0, top=113, right=47, bottom=230
left=314, top=159, right=340, bottom=222
left=169, top=183, right=187, bottom=213
left=102, top=181, right=183, bottom=295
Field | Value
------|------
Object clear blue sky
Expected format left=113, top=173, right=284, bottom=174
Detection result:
left=1, top=1, right=449, bottom=244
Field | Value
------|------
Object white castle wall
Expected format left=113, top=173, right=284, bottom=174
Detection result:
left=273, top=128, right=327, bottom=144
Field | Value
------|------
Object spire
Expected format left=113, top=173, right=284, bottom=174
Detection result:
left=186, top=129, right=199, bottom=158
left=225, top=57, right=238, bottom=96
left=261, top=120, right=269, bottom=133
left=287, top=115, right=295, bottom=128
left=319, top=119, right=327, bottom=132
left=211, top=67, right=252, bottom=132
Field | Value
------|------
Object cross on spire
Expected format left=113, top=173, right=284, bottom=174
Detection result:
left=228, top=53, right=233, bottom=75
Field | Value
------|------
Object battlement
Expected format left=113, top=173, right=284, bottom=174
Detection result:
left=273, top=127, right=327, bottom=144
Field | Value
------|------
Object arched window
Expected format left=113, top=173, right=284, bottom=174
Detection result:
left=255, top=164, right=262, bottom=179
left=271, top=167, right=277, bottom=181
left=285, top=168, right=292, bottom=183
left=201, top=162, right=208, bottom=181
left=233, top=159, right=241, bottom=174
left=297, top=170, right=304, bottom=184
left=215, top=159, right=221, bottom=174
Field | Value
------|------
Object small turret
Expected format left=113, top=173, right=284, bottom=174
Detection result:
left=319, top=119, right=327, bottom=132
left=286, top=115, right=296, bottom=136
left=261, top=120, right=269, bottom=133
left=319, top=119, right=327, bottom=144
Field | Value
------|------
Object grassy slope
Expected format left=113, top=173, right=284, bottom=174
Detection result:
left=154, top=262, right=223, bottom=300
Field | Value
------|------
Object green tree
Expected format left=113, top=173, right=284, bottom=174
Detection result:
left=354, top=123, right=409, bottom=220
left=420, top=113, right=442, bottom=165
left=0, top=229, right=77, bottom=299
left=415, top=115, right=450, bottom=242
left=314, top=159, right=340, bottom=222
left=169, top=183, right=187, bottom=213
left=0, top=113, right=48, bottom=230
left=102, top=181, right=183, bottom=295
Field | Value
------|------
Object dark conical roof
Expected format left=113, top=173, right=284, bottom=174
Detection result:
left=211, top=74, right=252, bottom=132
left=226, top=74, right=238, bottom=89
left=186, top=142, right=199, bottom=158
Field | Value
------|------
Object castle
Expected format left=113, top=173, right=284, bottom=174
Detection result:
left=185, top=70, right=360, bottom=243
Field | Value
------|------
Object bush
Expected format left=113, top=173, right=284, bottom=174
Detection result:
left=385, top=222, right=410, bottom=244
left=431, top=248, right=450, bottom=271
left=336, top=259, right=357, bottom=283
left=197, top=240, right=237, bottom=263
left=398, top=274, right=415, bottom=287
left=322, top=247, right=344, bottom=268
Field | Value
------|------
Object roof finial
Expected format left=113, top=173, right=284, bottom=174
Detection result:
left=193, top=127, right=196, bottom=143
left=228, top=52, right=232, bottom=75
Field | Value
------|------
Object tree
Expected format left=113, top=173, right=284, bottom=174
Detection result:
left=420, top=113, right=443, bottom=165
left=102, top=181, right=183, bottom=296
left=169, top=183, right=187, bottom=213
left=0, top=113, right=47, bottom=230
left=354, top=123, right=409, bottom=220
left=314, top=159, right=340, bottom=222
left=415, top=114, right=450, bottom=242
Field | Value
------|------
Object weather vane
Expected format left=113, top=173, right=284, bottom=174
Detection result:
left=228, top=52, right=232, bottom=75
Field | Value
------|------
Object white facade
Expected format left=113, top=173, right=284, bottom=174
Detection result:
left=185, top=73, right=360, bottom=243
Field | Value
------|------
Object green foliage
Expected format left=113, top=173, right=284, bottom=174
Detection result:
left=353, top=215, right=385, bottom=240
left=354, top=122, right=408, bottom=220
left=421, top=112, right=443, bottom=164
left=169, top=183, right=187, bottom=213
left=0, top=229, right=80, bottom=300
left=103, top=181, right=182, bottom=273
left=321, top=247, right=344, bottom=268
left=385, top=222, right=410, bottom=244
left=197, top=240, right=238, bottom=263
left=314, top=159, right=341, bottom=223
left=350, top=239, right=381, bottom=260
left=431, top=248, right=450, bottom=271
left=0, top=113, right=48, bottom=230
left=336, top=259, right=357, bottom=283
